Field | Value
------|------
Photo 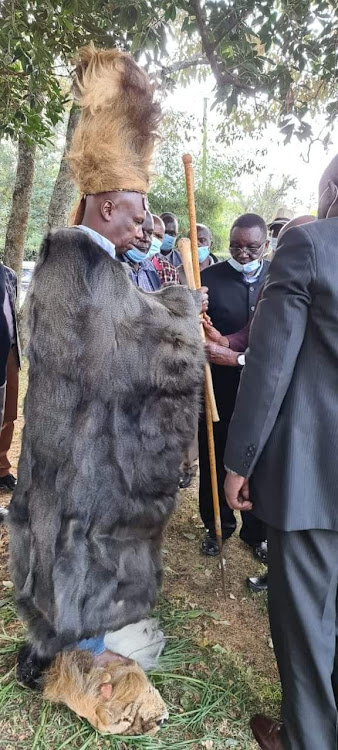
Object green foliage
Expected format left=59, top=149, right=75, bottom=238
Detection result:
left=0, top=140, right=17, bottom=252
left=149, top=113, right=244, bottom=254
left=238, top=174, right=302, bottom=224
left=1, top=0, right=337, bottom=147
left=0, top=0, right=159, bottom=144
left=0, top=129, right=65, bottom=259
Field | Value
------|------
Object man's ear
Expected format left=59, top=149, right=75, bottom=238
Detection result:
left=326, top=180, right=338, bottom=218
left=318, top=180, right=338, bottom=219
left=101, top=200, right=116, bottom=222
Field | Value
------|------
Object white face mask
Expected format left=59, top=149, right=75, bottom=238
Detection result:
left=228, top=241, right=266, bottom=274
left=228, top=256, right=261, bottom=274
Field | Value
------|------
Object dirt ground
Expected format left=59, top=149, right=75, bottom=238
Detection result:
left=163, top=480, right=276, bottom=680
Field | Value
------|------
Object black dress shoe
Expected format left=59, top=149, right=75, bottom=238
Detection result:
left=0, top=473, right=16, bottom=492
left=201, top=534, right=221, bottom=557
left=250, top=714, right=283, bottom=749
left=179, top=471, right=193, bottom=489
left=251, top=540, right=268, bottom=563
left=247, top=574, right=268, bottom=593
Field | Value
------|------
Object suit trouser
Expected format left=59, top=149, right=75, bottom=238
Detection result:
left=268, top=525, right=338, bottom=750
left=0, top=348, right=19, bottom=477
left=198, top=409, right=266, bottom=545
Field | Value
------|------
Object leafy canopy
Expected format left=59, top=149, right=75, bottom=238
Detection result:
left=0, top=0, right=337, bottom=145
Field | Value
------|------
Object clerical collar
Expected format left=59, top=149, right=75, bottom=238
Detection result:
left=76, top=225, right=116, bottom=259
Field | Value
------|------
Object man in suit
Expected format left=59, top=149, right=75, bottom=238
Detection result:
left=199, top=213, right=269, bottom=559
left=0, top=264, right=21, bottom=492
left=224, top=156, right=338, bottom=749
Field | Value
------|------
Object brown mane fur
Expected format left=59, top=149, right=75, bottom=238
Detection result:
left=43, top=650, right=168, bottom=735
left=68, top=43, right=161, bottom=195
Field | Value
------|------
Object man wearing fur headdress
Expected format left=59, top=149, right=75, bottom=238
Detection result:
left=7, top=45, right=205, bottom=734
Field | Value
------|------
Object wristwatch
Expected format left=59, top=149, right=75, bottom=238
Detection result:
left=237, top=353, right=246, bottom=367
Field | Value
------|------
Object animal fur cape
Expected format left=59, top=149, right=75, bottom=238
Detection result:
left=9, top=229, right=204, bottom=661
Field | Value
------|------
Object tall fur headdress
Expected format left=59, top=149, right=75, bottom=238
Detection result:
left=68, top=44, right=161, bottom=197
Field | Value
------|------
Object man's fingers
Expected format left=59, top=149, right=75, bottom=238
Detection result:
left=241, top=479, right=250, bottom=501
left=224, top=474, right=252, bottom=511
left=226, top=497, right=253, bottom=511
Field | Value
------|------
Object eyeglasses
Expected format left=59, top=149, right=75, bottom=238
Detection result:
left=229, top=241, right=267, bottom=259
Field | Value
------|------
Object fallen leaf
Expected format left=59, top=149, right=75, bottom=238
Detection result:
left=205, top=611, right=221, bottom=620
left=183, top=532, right=196, bottom=541
left=2, top=581, right=13, bottom=589
left=212, top=643, right=227, bottom=654
left=196, top=638, right=210, bottom=648
left=164, top=566, right=179, bottom=575
left=202, top=741, right=214, bottom=750
left=229, top=593, right=236, bottom=600
left=204, top=569, right=212, bottom=578
left=268, top=637, right=274, bottom=649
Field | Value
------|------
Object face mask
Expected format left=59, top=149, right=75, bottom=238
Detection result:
left=270, top=237, right=278, bottom=252
left=148, top=236, right=162, bottom=257
left=161, top=234, right=175, bottom=253
left=124, top=247, right=147, bottom=263
left=198, top=246, right=210, bottom=263
left=228, top=256, right=261, bottom=274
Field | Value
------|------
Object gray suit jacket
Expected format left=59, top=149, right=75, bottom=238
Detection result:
left=224, top=218, right=338, bottom=531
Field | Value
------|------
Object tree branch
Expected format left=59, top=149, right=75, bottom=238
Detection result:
left=159, top=55, right=209, bottom=77
left=190, top=0, right=255, bottom=95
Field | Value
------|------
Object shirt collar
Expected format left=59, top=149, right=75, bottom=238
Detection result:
left=76, top=225, right=116, bottom=259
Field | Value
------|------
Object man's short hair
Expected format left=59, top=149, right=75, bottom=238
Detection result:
left=231, top=213, right=267, bottom=237
left=196, top=222, right=212, bottom=237
left=160, top=212, right=177, bottom=223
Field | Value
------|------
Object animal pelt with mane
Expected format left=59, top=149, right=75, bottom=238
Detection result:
left=68, top=44, right=161, bottom=196
left=9, top=228, right=205, bottom=664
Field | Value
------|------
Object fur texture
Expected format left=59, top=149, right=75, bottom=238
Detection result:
left=68, top=44, right=161, bottom=195
left=43, top=649, right=168, bottom=735
left=9, top=228, right=204, bottom=660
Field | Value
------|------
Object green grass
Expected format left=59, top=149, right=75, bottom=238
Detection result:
left=0, top=595, right=280, bottom=750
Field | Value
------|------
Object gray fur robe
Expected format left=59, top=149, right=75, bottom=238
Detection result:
left=9, top=229, right=204, bottom=659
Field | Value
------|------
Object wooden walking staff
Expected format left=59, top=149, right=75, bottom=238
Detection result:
left=179, top=153, right=226, bottom=597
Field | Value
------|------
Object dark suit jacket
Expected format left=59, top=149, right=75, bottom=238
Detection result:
left=224, top=218, right=338, bottom=531
left=3, top=264, right=21, bottom=368
left=201, top=260, right=269, bottom=418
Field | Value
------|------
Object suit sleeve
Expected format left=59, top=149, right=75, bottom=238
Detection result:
left=227, top=319, right=251, bottom=352
left=224, top=226, right=316, bottom=476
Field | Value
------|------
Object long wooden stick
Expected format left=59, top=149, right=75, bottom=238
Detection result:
left=181, top=154, right=226, bottom=597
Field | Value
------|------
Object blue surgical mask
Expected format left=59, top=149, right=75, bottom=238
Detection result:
left=228, top=256, right=261, bottom=274
left=148, top=236, right=162, bottom=257
left=161, top=234, right=175, bottom=253
left=198, top=246, right=210, bottom=263
left=124, top=247, right=147, bottom=263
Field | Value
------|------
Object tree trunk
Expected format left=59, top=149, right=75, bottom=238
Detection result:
left=4, top=136, right=36, bottom=286
left=47, top=102, right=79, bottom=230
